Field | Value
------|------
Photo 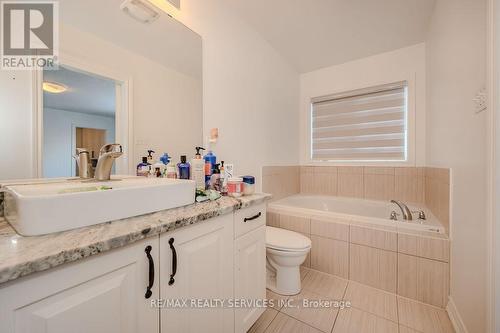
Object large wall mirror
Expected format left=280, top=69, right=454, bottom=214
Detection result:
left=0, top=0, right=202, bottom=181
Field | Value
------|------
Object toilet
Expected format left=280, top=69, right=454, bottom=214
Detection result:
left=266, top=226, right=311, bottom=296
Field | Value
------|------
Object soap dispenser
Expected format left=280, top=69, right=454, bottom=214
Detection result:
left=137, top=157, right=150, bottom=177
left=191, top=147, right=206, bottom=190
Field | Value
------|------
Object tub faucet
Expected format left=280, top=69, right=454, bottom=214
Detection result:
left=390, top=200, right=413, bottom=220
left=94, top=144, right=123, bottom=181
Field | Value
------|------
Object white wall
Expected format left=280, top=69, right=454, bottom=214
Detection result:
left=43, top=108, right=115, bottom=178
left=426, top=0, right=487, bottom=332
left=0, top=71, right=34, bottom=180
left=173, top=0, right=300, bottom=188
left=299, top=43, right=427, bottom=166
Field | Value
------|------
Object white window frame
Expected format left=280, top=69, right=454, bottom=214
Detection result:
left=306, top=76, right=417, bottom=167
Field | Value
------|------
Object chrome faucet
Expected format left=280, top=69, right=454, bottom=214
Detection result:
left=94, top=144, right=123, bottom=181
left=73, top=148, right=94, bottom=179
left=390, top=200, right=413, bottom=220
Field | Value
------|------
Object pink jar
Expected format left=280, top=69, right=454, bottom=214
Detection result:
left=227, top=177, right=243, bottom=197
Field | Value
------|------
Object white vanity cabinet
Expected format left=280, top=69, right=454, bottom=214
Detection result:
left=0, top=237, right=160, bottom=333
left=159, top=214, right=234, bottom=333
left=0, top=204, right=268, bottom=333
left=234, top=204, right=267, bottom=333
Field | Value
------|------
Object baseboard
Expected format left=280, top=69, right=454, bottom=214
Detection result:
left=446, top=297, right=468, bottom=333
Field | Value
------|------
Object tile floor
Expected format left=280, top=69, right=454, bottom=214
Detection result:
left=249, top=267, right=455, bottom=333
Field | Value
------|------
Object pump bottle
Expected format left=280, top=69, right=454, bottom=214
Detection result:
left=191, top=147, right=206, bottom=190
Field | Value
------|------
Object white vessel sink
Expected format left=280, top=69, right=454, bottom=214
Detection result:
left=3, top=177, right=196, bottom=236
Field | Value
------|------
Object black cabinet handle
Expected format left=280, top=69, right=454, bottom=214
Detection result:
left=168, top=238, right=177, bottom=286
left=244, top=212, right=262, bottom=222
left=144, top=245, right=154, bottom=299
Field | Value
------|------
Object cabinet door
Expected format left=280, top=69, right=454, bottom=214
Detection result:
left=234, top=225, right=266, bottom=333
left=160, top=214, right=234, bottom=333
left=0, top=237, right=159, bottom=333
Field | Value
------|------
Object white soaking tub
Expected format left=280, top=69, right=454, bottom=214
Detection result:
left=268, top=195, right=445, bottom=234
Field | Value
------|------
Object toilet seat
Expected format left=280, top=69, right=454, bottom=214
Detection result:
left=266, top=226, right=311, bottom=252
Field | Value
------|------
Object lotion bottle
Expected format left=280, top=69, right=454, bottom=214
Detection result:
left=191, top=147, right=206, bottom=190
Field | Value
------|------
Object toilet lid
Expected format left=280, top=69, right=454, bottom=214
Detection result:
left=266, top=226, right=311, bottom=251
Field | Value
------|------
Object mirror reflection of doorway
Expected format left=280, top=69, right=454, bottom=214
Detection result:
left=42, top=65, right=117, bottom=178
left=75, top=127, right=107, bottom=175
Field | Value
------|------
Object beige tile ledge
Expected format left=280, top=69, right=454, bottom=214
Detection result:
left=0, top=193, right=271, bottom=285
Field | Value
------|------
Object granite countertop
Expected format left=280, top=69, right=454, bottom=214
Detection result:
left=0, top=193, right=271, bottom=285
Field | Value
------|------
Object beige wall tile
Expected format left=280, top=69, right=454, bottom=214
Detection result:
left=343, top=281, right=398, bottom=322
left=417, top=257, right=449, bottom=308
left=301, top=232, right=311, bottom=268
left=333, top=307, right=398, bottom=333
left=397, top=254, right=418, bottom=300
left=398, top=234, right=418, bottom=256
left=349, top=244, right=397, bottom=293
left=300, top=170, right=315, bottom=194
left=262, top=166, right=300, bottom=201
left=310, top=235, right=349, bottom=278
left=398, top=234, right=450, bottom=262
left=338, top=167, right=364, bottom=198
left=398, top=297, right=454, bottom=333
left=364, top=167, right=395, bottom=175
left=394, top=167, right=425, bottom=203
left=417, top=237, right=450, bottom=262
left=424, top=167, right=450, bottom=233
left=312, top=170, right=338, bottom=195
left=279, top=214, right=311, bottom=234
left=350, top=225, right=397, bottom=252
left=364, top=174, right=395, bottom=201
left=397, top=254, right=449, bottom=308
left=267, top=212, right=280, bottom=228
left=338, top=166, right=364, bottom=175
left=310, top=218, right=349, bottom=241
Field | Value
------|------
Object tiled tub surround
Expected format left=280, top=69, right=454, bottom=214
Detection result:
left=262, top=166, right=300, bottom=201
left=0, top=193, right=271, bottom=285
left=263, top=166, right=450, bottom=232
left=267, top=211, right=450, bottom=309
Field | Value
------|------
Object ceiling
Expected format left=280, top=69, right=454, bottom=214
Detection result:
left=43, top=66, right=116, bottom=116
left=59, top=0, right=202, bottom=79
left=224, top=0, right=436, bottom=73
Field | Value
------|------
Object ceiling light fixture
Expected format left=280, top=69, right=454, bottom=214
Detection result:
left=121, top=0, right=160, bottom=23
left=43, top=81, right=68, bottom=94
left=147, top=0, right=179, bottom=18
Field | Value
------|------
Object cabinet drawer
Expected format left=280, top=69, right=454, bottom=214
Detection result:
left=234, top=204, right=266, bottom=238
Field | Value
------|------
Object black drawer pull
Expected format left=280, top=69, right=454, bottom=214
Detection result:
left=168, top=238, right=177, bottom=285
left=145, top=245, right=154, bottom=299
left=244, top=212, right=262, bottom=222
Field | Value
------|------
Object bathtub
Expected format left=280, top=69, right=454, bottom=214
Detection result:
left=268, top=195, right=445, bottom=234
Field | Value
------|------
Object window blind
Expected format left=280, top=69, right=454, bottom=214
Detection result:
left=311, top=81, right=408, bottom=161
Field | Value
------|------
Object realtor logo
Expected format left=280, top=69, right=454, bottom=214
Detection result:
left=1, top=1, right=58, bottom=70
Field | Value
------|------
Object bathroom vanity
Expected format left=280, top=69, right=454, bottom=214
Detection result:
left=0, top=194, right=269, bottom=333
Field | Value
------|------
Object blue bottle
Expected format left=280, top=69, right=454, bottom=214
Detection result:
left=204, top=150, right=216, bottom=183
left=177, top=155, right=191, bottom=180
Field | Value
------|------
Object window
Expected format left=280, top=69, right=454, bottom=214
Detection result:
left=311, top=81, right=408, bottom=162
